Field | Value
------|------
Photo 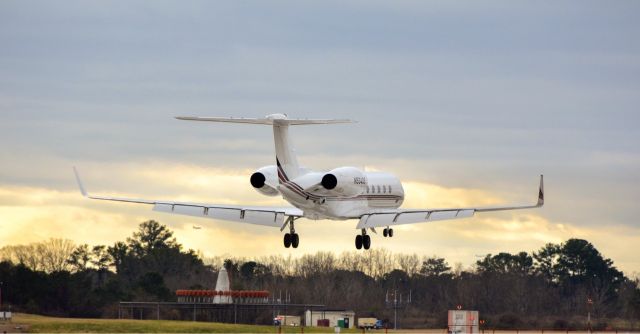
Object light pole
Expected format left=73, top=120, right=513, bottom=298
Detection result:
left=385, top=289, right=412, bottom=330
left=587, top=297, right=593, bottom=331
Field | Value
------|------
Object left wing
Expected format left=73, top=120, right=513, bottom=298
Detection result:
left=73, top=168, right=303, bottom=227
left=357, top=175, right=544, bottom=229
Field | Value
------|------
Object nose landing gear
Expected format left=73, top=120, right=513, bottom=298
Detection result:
left=383, top=227, right=394, bottom=238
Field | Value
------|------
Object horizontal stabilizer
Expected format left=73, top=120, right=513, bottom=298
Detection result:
left=176, top=114, right=355, bottom=126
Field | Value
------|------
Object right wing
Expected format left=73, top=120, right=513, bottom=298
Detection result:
left=357, top=175, right=544, bottom=229
left=73, top=168, right=303, bottom=228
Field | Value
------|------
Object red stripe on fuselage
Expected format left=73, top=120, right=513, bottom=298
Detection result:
left=276, top=158, right=401, bottom=203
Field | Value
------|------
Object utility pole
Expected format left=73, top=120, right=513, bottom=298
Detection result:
left=587, top=297, right=593, bottom=331
left=385, top=289, right=411, bottom=330
left=392, top=290, right=397, bottom=330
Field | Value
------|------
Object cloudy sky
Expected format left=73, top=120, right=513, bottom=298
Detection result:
left=1, top=1, right=639, bottom=274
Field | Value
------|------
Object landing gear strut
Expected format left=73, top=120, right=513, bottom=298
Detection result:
left=355, top=229, right=371, bottom=250
left=383, top=227, right=394, bottom=238
left=282, top=216, right=300, bottom=249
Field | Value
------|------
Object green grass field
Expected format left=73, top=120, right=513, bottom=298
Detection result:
left=5, top=313, right=363, bottom=333
left=8, top=314, right=638, bottom=333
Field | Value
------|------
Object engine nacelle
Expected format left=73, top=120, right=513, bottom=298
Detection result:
left=320, top=167, right=366, bottom=198
left=249, top=165, right=279, bottom=197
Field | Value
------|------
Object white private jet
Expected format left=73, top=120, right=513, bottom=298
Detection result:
left=74, top=114, right=543, bottom=250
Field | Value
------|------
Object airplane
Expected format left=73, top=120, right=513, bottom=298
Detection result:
left=74, top=113, right=544, bottom=250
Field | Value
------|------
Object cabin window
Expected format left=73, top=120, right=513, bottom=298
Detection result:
left=389, top=185, right=392, bottom=193
left=377, top=185, right=380, bottom=193
left=366, top=186, right=370, bottom=194
left=383, top=185, right=387, bottom=193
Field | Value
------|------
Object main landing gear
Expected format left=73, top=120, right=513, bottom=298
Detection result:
left=282, top=216, right=299, bottom=249
left=355, top=226, right=394, bottom=250
left=355, top=229, right=371, bottom=250
left=284, top=233, right=299, bottom=248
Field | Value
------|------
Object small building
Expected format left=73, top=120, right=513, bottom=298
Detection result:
left=305, top=309, right=355, bottom=328
left=448, top=310, right=479, bottom=334
left=0, top=312, right=11, bottom=321
left=275, top=315, right=301, bottom=326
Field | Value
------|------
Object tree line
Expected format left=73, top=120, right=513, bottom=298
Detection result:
left=0, top=220, right=639, bottom=329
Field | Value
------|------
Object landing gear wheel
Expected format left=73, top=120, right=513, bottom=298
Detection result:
left=284, top=233, right=292, bottom=248
left=291, top=233, right=299, bottom=248
left=355, top=235, right=363, bottom=249
left=389, top=228, right=394, bottom=237
left=363, top=234, right=371, bottom=250
left=383, top=228, right=388, bottom=237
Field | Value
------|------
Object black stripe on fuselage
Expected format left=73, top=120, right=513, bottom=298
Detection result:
left=276, top=157, right=401, bottom=203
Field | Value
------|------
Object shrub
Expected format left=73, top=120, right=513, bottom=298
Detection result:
left=496, top=313, right=522, bottom=329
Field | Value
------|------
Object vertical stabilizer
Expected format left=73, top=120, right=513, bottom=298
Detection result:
left=273, top=121, right=301, bottom=181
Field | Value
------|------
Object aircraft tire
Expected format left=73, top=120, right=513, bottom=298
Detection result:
left=355, top=235, right=363, bottom=249
left=284, top=233, right=292, bottom=248
left=363, top=234, right=371, bottom=250
left=383, top=228, right=388, bottom=237
left=292, top=233, right=299, bottom=248
left=389, top=228, right=394, bottom=237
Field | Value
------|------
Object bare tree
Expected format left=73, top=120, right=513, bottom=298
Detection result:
left=38, top=238, right=76, bottom=272
left=10, top=244, right=43, bottom=270
left=295, top=252, right=336, bottom=278
left=397, top=253, right=421, bottom=277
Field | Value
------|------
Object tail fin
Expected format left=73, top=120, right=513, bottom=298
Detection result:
left=176, top=114, right=355, bottom=181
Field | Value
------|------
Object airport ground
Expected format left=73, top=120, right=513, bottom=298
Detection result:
left=1, top=314, right=639, bottom=333
left=2, top=313, right=360, bottom=333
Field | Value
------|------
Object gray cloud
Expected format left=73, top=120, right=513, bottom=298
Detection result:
left=1, top=1, right=639, bottom=269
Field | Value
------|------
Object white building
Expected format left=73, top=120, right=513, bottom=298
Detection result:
left=305, top=309, right=355, bottom=328
left=448, top=310, right=479, bottom=334
left=0, top=312, right=12, bottom=321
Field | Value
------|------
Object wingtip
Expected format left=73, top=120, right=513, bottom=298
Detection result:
left=537, top=174, right=544, bottom=206
left=73, top=166, right=88, bottom=197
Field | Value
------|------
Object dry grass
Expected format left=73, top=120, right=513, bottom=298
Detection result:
left=10, top=313, right=362, bottom=333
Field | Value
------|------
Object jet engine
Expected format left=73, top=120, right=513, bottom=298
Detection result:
left=249, top=165, right=279, bottom=196
left=309, top=167, right=366, bottom=198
